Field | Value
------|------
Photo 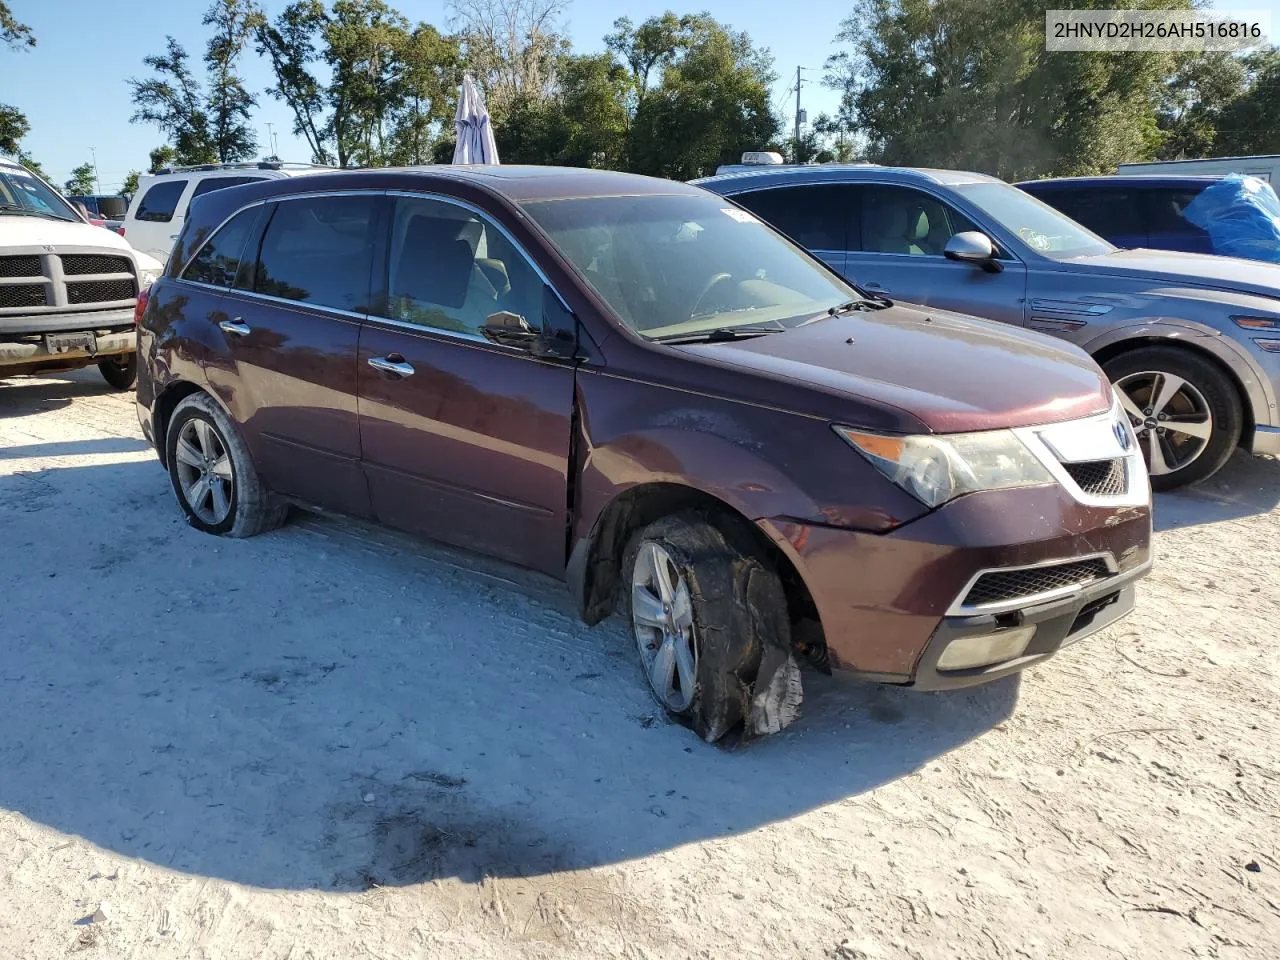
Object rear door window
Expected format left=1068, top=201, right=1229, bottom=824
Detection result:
left=1141, top=187, right=1211, bottom=237
left=732, top=185, right=853, bottom=252
left=191, top=176, right=269, bottom=199
left=252, top=195, right=378, bottom=313
left=1039, top=188, right=1142, bottom=241
left=135, top=180, right=187, bottom=222
left=181, top=207, right=263, bottom=287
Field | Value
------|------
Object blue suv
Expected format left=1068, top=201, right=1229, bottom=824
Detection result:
left=1016, top=175, right=1221, bottom=256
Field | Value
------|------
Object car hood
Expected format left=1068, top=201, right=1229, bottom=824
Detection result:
left=676, top=303, right=1112, bottom=434
left=1, top=214, right=134, bottom=251
left=1067, top=248, right=1280, bottom=299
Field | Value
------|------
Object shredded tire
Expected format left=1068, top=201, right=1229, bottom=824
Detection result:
left=623, top=510, right=801, bottom=743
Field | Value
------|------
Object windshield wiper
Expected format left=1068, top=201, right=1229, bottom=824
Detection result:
left=796, top=296, right=889, bottom=327
left=0, top=204, right=72, bottom=221
left=653, top=324, right=786, bottom=344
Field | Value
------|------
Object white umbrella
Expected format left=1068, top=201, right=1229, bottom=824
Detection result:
left=452, top=75, right=499, bottom=165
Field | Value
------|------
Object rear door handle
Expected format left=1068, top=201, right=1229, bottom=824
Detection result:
left=368, top=355, right=415, bottom=379
left=219, top=318, right=251, bottom=337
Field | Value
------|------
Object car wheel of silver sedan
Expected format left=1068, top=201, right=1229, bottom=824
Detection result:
left=623, top=511, right=802, bottom=744
left=165, top=392, right=288, bottom=537
left=1105, top=346, right=1242, bottom=491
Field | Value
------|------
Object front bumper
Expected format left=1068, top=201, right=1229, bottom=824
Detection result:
left=0, top=328, right=135, bottom=375
left=757, top=483, right=1152, bottom=685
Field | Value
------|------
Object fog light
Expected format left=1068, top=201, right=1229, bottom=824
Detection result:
left=937, top=625, right=1036, bottom=672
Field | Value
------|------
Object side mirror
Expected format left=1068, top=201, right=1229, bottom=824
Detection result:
left=944, top=231, right=1003, bottom=273
left=480, top=310, right=537, bottom=347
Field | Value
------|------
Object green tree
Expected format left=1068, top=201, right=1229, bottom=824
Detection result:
left=121, top=170, right=141, bottom=195
left=449, top=0, right=568, bottom=116
left=129, top=36, right=217, bottom=164
left=203, top=0, right=259, bottom=162
left=15, top=150, right=45, bottom=178
left=1215, top=49, right=1280, bottom=156
left=64, top=162, right=97, bottom=195
left=624, top=14, right=778, bottom=180
left=828, top=0, right=1192, bottom=180
left=605, top=13, right=687, bottom=112
left=387, top=22, right=462, bottom=164
left=255, top=0, right=331, bottom=163
left=0, top=1, right=34, bottom=47
left=148, top=145, right=179, bottom=173
left=1, top=0, right=34, bottom=157
left=1156, top=52, right=1248, bottom=159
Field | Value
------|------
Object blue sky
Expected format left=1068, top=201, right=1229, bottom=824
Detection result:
left=1, top=0, right=1276, bottom=192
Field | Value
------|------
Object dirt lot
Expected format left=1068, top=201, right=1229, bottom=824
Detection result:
left=1, top=370, right=1277, bottom=960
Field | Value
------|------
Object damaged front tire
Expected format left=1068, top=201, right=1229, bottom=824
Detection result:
left=624, top=512, right=802, bottom=743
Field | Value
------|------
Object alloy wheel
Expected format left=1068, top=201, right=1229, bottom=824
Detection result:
left=1114, top=370, right=1214, bottom=477
left=174, top=418, right=234, bottom=525
left=631, top=541, right=699, bottom=712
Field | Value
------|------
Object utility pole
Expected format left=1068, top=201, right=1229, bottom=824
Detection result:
left=794, top=65, right=802, bottom=163
left=89, top=146, right=100, bottom=193
left=265, top=122, right=276, bottom=160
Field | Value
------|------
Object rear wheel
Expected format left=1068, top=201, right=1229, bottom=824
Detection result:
left=165, top=392, right=288, bottom=537
left=623, top=512, right=801, bottom=743
left=98, top=354, right=137, bottom=390
left=1104, top=346, right=1242, bottom=491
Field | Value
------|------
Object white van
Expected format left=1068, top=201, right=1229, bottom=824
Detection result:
left=123, top=161, right=333, bottom=263
left=1117, top=155, right=1280, bottom=183
left=1, top=155, right=163, bottom=388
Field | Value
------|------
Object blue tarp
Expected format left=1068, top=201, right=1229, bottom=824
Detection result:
left=1182, top=174, right=1280, bottom=263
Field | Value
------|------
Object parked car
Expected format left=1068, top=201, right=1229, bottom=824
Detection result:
left=123, top=161, right=333, bottom=264
left=1017, top=175, right=1222, bottom=255
left=698, top=164, right=1280, bottom=489
left=136, top=167, right=1152, bottom=743
left=1, top=154, right=162, bottom=388
left=67, top=194, right=129, bottom=220
left=1118, top=154, right=1280, bottom=183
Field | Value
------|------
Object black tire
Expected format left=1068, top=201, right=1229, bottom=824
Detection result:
left=622, top=511, right=801, bottom=744
left=1103, top=346, right=1242, bottom=491
left=98, top=354, right=137, bottom=390
left=165, top=392, right=288, bottom=538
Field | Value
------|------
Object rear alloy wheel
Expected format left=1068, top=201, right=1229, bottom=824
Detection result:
left=623, top=512, right=802, bottom=743
left=98, top=354, right=137, bottom=390
left=1105, top=346, right=1242, bottom=491
left=165, top=392, right=288, bottom=537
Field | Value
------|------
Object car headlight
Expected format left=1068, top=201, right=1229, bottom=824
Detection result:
left=138, top=268, right=161, bottom=290
left=834, top=425, right=1054, bottom=508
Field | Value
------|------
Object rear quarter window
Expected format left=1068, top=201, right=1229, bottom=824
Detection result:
left=134, top=180, right=188, bottom=222
left=191, top=176, right=269, bottom=199
left=180, top=207, right=263, bottom=288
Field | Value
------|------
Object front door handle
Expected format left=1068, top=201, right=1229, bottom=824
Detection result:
left=219, top=318, right=251, bottom=337
left=368, top=355, right=415, bottom=379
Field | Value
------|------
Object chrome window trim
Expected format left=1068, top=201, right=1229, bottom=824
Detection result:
left=946, top=552, right=1119, bottom=618
left=219, top=285, right=368, bottom=323
left=361, top=312, right=579, bottom=367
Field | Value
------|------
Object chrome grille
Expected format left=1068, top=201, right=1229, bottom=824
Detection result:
left=1063, top=458, right=1127, bottom=497
left=66, top=279, right=136, bottom=305
left=61, top=254, right=132, bottom=276
left=0, top=255, right=42, bottom=278
left=0, top=284, right=47, bottom=308
left=963, top=558, right=1112, bottom=609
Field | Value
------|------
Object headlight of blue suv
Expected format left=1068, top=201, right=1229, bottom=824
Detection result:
left=833, top=426, right=1054, bottom=508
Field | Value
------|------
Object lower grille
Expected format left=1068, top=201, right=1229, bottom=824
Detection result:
left=66, top=278, right=136, bottom=305
left=61, top=254, right=132, bottom=276
left=963, top=558, right=1112, bottom=609
left=0, top=283, right=48, bottom=308
left=1064, top=458, right=1127, bottom=497
left=0, top=255, right=42, bottom=278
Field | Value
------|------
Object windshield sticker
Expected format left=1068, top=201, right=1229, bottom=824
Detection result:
left=721, top=207, right=758, bottom=224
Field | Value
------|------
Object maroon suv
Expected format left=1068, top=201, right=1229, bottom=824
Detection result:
left=136, top=166, right=1152, bottom=743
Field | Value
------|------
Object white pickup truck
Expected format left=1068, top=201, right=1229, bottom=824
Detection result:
left=1, top=155, right=162, bottom=389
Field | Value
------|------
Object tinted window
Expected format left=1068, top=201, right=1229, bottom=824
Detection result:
left=181, top=207, right=261, bottom=287
left=0, top=167, right=79, bottom=221
left=523, top=193, right=855, bottom=339
left=192, top=175, right=268, bottom=199
left=253, top=195, right=377, bottom=312
left=1037, top=188, right=1143, bottom=240
left=733, top=185, right=853, bottom=251
left=386, top=197, right=543, bottom=336
left=1142, top=187, right=1211, bottom=236
left=135, top=180, right=187, bottom=222
left=860, top=185, right=975, bottom=255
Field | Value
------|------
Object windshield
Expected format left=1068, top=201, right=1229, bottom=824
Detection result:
left=953, top=181, right=1114, bottom=259
left=521, top=193, right=858, bottom=339
left=0, top=166, right=80, bottom=221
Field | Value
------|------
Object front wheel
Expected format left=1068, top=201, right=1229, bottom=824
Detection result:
left=98, top=354, right=137, bottom=390
left=165, top=392, right=288, bottom=537
left=623, top=512, right=802, bottom=743
left=1104, top=346, right=1242, bottom=491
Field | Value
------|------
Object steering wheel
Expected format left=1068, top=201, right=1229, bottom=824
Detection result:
left=690, top=272, right=734, bottom=318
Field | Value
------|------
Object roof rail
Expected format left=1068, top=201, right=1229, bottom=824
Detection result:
left=156, top=160, right=337, bottom=174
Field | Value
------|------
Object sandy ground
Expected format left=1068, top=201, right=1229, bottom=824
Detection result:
left=0, top=369, right=1277, bottom=960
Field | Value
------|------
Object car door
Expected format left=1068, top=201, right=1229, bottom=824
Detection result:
left=356, top=193, right=578, bottom=575
left=844, top=183, right=1028, bottom=326
left=729, top=184, right=852, bottom=275
left=202, top=192, right=379, bottom=518
left=128, top=178, right=189, bottom=262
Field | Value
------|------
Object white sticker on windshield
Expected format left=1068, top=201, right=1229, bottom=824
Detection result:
left=721, top=207, right=758, bottom=223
